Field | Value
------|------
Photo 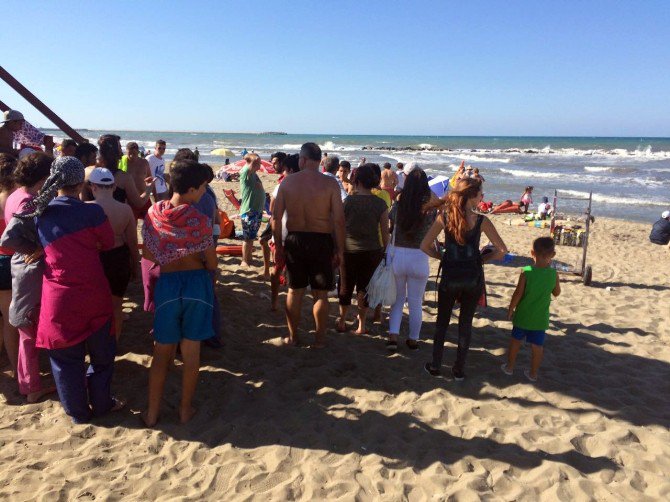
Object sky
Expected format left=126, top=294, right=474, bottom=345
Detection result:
left=1, top=0, right=669, bottom=136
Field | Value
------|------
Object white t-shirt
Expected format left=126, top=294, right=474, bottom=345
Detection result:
left=396, top=171, right=406, bottom=190
left=538, top=202, right=550, bottom=215
left=146, top=154, right=168, bottom=194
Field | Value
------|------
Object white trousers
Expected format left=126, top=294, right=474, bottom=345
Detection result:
left=388, top=246, right=430, bottom=340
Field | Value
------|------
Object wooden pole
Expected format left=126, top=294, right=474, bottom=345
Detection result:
left=0, top=99, right=9, bottom=113
left=0, top=66, right=87, bottom=143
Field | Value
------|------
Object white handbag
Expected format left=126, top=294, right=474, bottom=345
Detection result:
left=366, top=227, right=397, bottom=308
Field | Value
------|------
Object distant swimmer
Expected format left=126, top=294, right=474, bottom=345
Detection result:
left=272, top=142, right=345, bottom=348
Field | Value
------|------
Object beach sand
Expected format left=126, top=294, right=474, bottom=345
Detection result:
left=1, top=175, right=669, bottom=500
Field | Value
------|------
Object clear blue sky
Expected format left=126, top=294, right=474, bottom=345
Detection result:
left=2, top=0, right=668, bottom=136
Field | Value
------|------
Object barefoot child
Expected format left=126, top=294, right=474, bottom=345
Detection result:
left=88, top=167, right=140, bottom=341
left=502, top=237, right=560, bottom=381
left=141, top=159, right=217, bottom=426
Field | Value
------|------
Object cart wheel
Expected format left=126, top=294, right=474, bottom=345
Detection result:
left=583, top=265, right=593, bottom=286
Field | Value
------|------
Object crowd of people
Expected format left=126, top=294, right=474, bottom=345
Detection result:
left=0, top=109, right=563, bottom=426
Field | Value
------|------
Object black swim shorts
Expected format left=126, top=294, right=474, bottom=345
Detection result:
left=100, top=244, right=132, bottom=297
left=284, top=232, right=334, bottom=290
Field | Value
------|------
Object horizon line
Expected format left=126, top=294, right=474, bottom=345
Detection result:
left=37, top=127, right=670, bottom=140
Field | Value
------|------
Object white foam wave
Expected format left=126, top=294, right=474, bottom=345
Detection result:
left=500, top=168, right=562, bottom=178
left=584, top=166, right=612, bottom=172
left=456, top=154, right=510, bottom=164
left=560, top=190, right=670, bottom=206
left=418, top=143, right=433, bottom=149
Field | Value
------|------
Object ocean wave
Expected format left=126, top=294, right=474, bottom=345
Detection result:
left=500, top=168, right=664, bottom=188
left=560, top=190, right=670, bottom=206
left=500, top=168, right=562, bottom=178
left=584, top=165, right=637, bottom=174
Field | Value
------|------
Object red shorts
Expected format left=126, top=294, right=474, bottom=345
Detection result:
left=133, top=200, right=152, bottom=220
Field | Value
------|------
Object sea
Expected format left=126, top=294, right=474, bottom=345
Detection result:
left=44, top=130, right=670, bottom=223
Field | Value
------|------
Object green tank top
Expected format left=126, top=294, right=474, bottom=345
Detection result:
left=513, top=265, right=556, bottom=330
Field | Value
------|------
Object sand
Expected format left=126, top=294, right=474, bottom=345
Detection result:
left=1, top=175, right=669, bottom=501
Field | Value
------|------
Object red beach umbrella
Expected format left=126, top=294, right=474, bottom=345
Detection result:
left=224, top=159, right=276, bottom=174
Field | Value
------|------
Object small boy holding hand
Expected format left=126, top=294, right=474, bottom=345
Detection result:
left=141, top=160, right=217, bottom=426
left=502, top=237, right=560, bottom=381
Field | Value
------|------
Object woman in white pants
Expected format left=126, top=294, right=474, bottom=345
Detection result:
left=387, top=166, right=440, bottom=350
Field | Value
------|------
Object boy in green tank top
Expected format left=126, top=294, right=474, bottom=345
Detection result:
left=501, top=237, right=561, bottom=381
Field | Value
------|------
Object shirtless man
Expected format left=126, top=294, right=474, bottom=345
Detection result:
left=88, top=167, right=140, bottom=340
left=273, top=142, right=345, bottom=348
left=125, top=142, right=153, bottom=219
left=380, top=162, right=398, bottom=200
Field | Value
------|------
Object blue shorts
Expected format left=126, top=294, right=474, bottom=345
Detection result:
left=512, top=326, right=546, bottom=346
left=153, top=269, right=214, bottom=344
left=241, top=210, right=263, bottom=240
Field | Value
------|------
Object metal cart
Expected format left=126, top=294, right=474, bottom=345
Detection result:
left=549, top=189, right=594, bottom=286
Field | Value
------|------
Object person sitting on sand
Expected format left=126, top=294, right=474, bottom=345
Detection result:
left=141, top=159, right=217, bottom=426
left=21, top=156, right=124, bottom=424
left=502, top=237, right=561, bottom=381
left=88, top=167, right=140, bottom=341
left=337, top=163, right=390, bottom=335
left=649, top=210, right=670, bottom=248
left=519, top=186, right=534, bottom=214
left=537, top=196, right=552, bottom=220
left=272, top=142, right=345, bottom=347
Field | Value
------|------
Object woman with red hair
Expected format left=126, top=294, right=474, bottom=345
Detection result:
left=420, top=178, right=507, bottom=380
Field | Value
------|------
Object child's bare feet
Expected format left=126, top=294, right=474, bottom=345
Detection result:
left=179, top=406, right=197, bottom=424
left=26, top=385, right=57, bottom=403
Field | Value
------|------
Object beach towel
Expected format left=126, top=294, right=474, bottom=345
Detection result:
left=142, top=200, right=213, bottom=266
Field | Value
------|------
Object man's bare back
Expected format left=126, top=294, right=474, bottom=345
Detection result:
left=127, top=157, right=152, bottom=195
left=90, top=197, right=135, bottom=248
left=280, top=169, right=340, bottom=234
left=380, top=169, right=398, bottom=190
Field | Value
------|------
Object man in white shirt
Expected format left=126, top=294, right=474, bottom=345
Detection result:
left=323, top=155, right=347, bottom=201
left=145, top=139, right=170, bottom=201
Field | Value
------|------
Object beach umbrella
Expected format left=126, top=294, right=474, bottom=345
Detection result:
left=428, top=175, right=451, bottom=198
left=211, top=147, right=235, bottom=157
left=224, top=158, right=276, bottom=174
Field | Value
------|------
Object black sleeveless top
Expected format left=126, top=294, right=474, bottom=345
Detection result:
left=113, top=187, right=127, bottom=204
left=439, top=214, right=484, bottom=290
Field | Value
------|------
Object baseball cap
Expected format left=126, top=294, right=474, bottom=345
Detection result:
left=662, top=210, right=670, bottom=219
left=89, top=167, right=115, bottom=185
left=1, top=110, right=24, bottom=123
left=403, top=161, right=420, bottom=176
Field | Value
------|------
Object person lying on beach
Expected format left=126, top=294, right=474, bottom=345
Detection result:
left=502, top=237, right=560, bottom=382
left=141, top=159, right=217, bottom=426
left=273, top=142, right=345, bottom=348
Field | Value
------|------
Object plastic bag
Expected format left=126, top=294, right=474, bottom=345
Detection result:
left=366, top=253, right=396, bottom=308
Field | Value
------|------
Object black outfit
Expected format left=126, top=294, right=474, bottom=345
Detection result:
left=113, top=187, right=127, bottom=204
left=284, top=232, right=335, bottom=290
left=338, top=249, right=384, bottom=307
left=649, top=218, right=670, bottom=245
left=100, top=244, right=132, bottom=297
left=431, top=215, right=484, bottom=375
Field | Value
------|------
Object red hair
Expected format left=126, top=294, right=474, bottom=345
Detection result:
left=442, top=178, right=482, bottom=245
